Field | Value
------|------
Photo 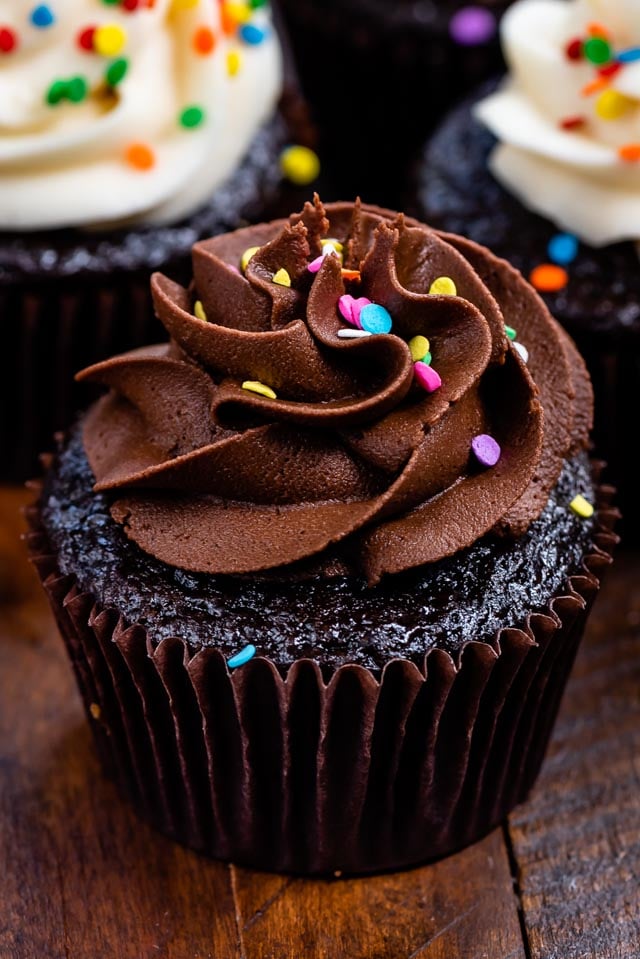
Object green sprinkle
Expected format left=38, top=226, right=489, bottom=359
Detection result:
left=67, top=76, right=88, bottom=103
left=505, top=325, right=517, bottom=341
left=106, top=58, right=128, bottom=87
left=179, top=105, right=205, bottom=129
left=423, top=351, right=432, bottom=366
left=46, top=80, right=67, bottom=106
left=584, top=36, right=611, bottom=65
left=249, top=0, right=268, bottom=7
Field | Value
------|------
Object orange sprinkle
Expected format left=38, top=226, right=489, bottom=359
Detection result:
left=619, top=143, right=640, bottom=162
left=581, top=76, right=610, bottom=97
left=530, top=264, right=569, bottom=293
left=341, top=269, right=361, bottom=281
left=125, top=142, right=155, bottom=171
left=587, top=21, right=609, bottom=39
left=220, top=7, right=237, bottom=35
left=193, top=25, right=216, bottom=54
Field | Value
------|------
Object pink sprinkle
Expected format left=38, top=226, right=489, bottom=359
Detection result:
left=307, top=254, right=324, bottom=273
left=414, top=362, right=441, bottom=393
left=338, top=294, right=371, bottom=328
left=471, top=434, right=501, bottom=467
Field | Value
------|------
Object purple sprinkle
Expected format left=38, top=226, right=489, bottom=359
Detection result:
left=471, top=434, right=501, bottom=468
left=450, top=6, right=497, bottom=46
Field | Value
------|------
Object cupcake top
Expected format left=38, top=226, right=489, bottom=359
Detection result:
left=476, top=0, right=640, bottom=247
left=78, top=198, right=593, bottom=585
left=0, top=0, right=282, bottom=231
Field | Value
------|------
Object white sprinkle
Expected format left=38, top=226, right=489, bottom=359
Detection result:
left=514, top=341, right=529, bottom=363
left=337, top=328, right=373, bottom=339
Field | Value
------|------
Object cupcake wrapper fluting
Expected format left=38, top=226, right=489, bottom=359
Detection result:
left=26, top=471, right=618, bottom=876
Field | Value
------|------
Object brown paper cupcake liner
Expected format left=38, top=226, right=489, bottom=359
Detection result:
left=25, top=471, right=618, bottom=876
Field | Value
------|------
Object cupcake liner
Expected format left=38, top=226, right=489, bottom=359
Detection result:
left=25, top=472, right=618, bottom=876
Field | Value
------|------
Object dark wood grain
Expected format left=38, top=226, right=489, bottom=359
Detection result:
left=1, top=486, right=638, bottom=959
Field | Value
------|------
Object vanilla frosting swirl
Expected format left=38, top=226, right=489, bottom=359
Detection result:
left=0, top=0, right=282, bottom=230
left=476, top=0, right=640, bottom=247
left=78, top=199, right=592, bottom=584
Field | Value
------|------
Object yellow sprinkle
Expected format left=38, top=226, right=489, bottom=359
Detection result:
left=408, top=335, right=430, bottom=362
left=322, top=238, right=344, bottom=253
left=172, top=0, right=199, bottom=7
left=429, top=276, right=457, bottom=296
left=241, top=246, right=259, bottom=272
left=89, top=703, right=101, bottom=720
left=242, top=381, right=277, bottom=400
left=595, top=89, right=635, bottom=121
left=570, top=494, right=594, bottom=518
left=227, top=49, right=242, bottom=76
left=321, top=241, right=343, bottom=264
left=272, top=268, right=291, bottom=287
left=225, top=2, right=252, bottom=23
left=94, top=24, right=127, bottom=57
left=194, top=300, right=207, bottom=321
left=280, top=145, right=321, bottom=186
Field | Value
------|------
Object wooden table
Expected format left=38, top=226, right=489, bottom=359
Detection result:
left=1, top=487, right=638, bottom=959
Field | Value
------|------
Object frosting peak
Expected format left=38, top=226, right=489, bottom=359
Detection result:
left=476, top=0, right=640, bottom=246
left=0, top=0, right=282, bottom=230
left=78, top=200, right=592, bottom=584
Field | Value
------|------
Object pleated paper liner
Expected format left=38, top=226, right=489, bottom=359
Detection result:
left=26, top=468, right=618, bottom=876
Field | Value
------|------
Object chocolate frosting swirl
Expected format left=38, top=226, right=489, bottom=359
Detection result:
left=78, top=199, right=592, bottom=584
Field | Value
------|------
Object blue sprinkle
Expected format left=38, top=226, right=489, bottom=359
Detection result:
left=618, top=47, right=640, bottom=63
left=30, top=4, right=55, bottom=27
left=240, top=24, right=267, bottom=45
left=227, top=644, right=256, bottom=669
left=548, top=233, right=578, bottom=266
left=359, top=303, right=393, bottom=335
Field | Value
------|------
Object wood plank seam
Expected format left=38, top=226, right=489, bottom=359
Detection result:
left=229, top=864, right=248, bottom=959
left=241, top=878, right=296, bottom=933
left=502, top=822, right=533, bottom=959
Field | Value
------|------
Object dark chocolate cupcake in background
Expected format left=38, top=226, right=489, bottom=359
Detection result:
left=0, top=0, right=320, bottom=481
left=29, top=198, right=617, bottom=876
left=411, top=0, right=640, bottom=538
left=277, top=0, right=513, bottom=209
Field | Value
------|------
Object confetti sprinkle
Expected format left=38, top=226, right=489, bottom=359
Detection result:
left=341, top=268, right=361, bottom=281
left=225, top=2, right=252, bottom=23
left=513, top=342, right=529, bottom=364
left=179, top=105, right=205, bottom=129
left=272, top=268, right=291, bottom=287
left=449, top=6, right=497, bottom=46
left=584, top=36, right=611, bottom=65
left=0, top=27, right=17, bottom=53
left=408, top=335, right=430, bottom=362
left=227, top=49, right=241, bottom=75
left=30, top=4, right=55, bottom=28
left=193, top=25, right=216, bottom=54
left=337, top=328, right=372, bottom=339
left=595, top=89, right=634, bottom=120
left=94, top=24, right=127, bottom=57
left=77, top=25, right=96, bottom=51
left=106, top=57, right=129, bottom=86
left=560, top=115, right=586, bottom=130
left=227, top=644, right=257, bottom=669
left=359, top=303, right=393, bottom=335
left=530, top=264, right=568, bottom=292
left=194, top=300, right=207, bottom=321
left=241, top=246, right=259, bottom=272
left=125, top=142, right=155, bottom=170
left=504, top=325, right=517, bottom=340
left=618, top=143, right=640, bottom=162
left=242, top=381, right=277, bottom=399
left=240, top=23, right=266, bottom=44
left=570, top=494, right=594, bottom=518
left=414, top=362, right=442, bottom=393
left=338, top=295, right=371, bottom=328
left=548, top=233, right=578, bottom=266
left=471, top=434, right=501, bottom=467
left=429, top=276, right=457, bottom=296
left=565, top=37, right=583, bottom=61
left=46, top=76, right=88, bottom=105
left=280, top=145, right=320, bottom=185
left=89, top=703, right=101, bottom=719
left=617, top=47, right=640, bottom=63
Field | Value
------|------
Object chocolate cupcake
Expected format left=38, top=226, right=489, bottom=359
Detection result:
left=28, top=199, right=617, bottom=876
left=411, top=0, right=640, bottom=538
left=0, top=0, right=319, bottom=481
left=278, top=0, right=513, bottom=207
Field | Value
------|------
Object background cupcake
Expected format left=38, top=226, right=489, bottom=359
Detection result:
left=29, top=199, right=617, bottom=875
left=411, top=0, right=640, bottom=537
left=0, top=0, right=319, bottom=480
left=277, top=0, right=513, bottom=208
